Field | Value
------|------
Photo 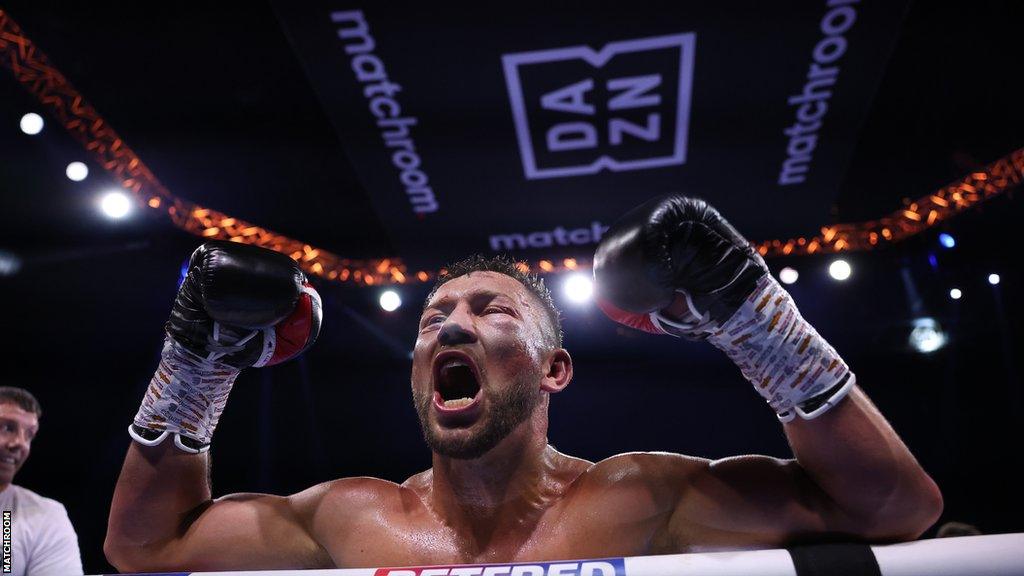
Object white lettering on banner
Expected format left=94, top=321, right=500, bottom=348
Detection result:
left=331, top=10, right=439, bottom=214
left=376, top=560, right=620, bottom=576
left=541, top=79, right=596, bottom=115
left=489, top=222, right=609, bottom=251
left=777, top=0, right=860, bottom=186
left=503, top=33, right=696, bottom=180
left=548, top=122, right=598, bottom=152
left=609, top=115, right=660, bottom=146
left=608, top=75, right=662, bottom=110
left=539, top=75, right=664, bottom=151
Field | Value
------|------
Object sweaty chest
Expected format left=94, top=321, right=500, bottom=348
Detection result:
left=320, top=494, right=664, bottom=568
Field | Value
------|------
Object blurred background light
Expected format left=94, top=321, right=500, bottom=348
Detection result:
left=563, top=273, right=594, bottom=304
left=66, top=161, right=89, bottom=181
left=99, top=191, right=132, bottom=219
left=379, top=289, right=401, bottom=312
left=779, top=267, right=799, bottom=285
left=828, top=259, right=852, bottom=281
left=0, top=250, right=22, bottom=277
left=909, top=317, right=947, bottom=354
left=19, top=112, right=43, bottom=135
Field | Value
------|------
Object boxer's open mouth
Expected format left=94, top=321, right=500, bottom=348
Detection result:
left=432, top=351, right=482, bottom=411
left=438, top=364, right=479, bottom=405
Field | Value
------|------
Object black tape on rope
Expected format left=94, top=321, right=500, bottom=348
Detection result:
left=788, top=543, right=882, bottom=576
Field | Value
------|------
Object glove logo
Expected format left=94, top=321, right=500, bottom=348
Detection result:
left=502, top=33, right=696, bottom=180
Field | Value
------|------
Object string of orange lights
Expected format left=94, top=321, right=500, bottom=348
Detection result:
left=753, top=150, right=1024, bottom=258
left=3, top=9, right=1021, bottom=285
left=0, top=9, right=418, bottom=286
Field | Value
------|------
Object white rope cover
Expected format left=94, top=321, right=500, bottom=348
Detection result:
left=100, top=533, right=1023, bottom=576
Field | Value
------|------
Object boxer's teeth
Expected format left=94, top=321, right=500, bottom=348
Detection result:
left=443, top=398, right=474, bottom=409
left=440, top=360, right=469, bottom=379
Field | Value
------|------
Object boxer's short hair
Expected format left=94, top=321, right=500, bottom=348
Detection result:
left=0, top=386, right=42, bottom=419
left=427, top=254, right=563, bottom=348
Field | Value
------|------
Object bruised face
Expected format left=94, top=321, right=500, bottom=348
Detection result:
left=0, top=403, right=38, bottom=488
left=412, top=272, right=556, bottom=459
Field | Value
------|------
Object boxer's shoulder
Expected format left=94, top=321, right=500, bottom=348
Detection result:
left=532, top=453, right=708, bottom=556
left=567, top=452, right=706, bottom=514
left=301, top=477, right=420, bottom=541
left=579, top=452, right=706, bottom=488
left=301, top=474, right=448, bottom=566
left=310, top=476, right=411, bottom=514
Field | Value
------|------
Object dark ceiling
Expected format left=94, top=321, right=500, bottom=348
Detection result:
left=2, top=1, right=1021, bottom=263
left=1, top=1, right=389, bottom=257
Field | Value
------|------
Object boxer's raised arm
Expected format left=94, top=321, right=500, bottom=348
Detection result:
left=656, top=391, right=941, bottom=551
left=594, top=195, right=942, bottom=548
left=106, top=441, right=330, bottom=571
left=105, top=241, right=323, bottom=571
left=778, top=385, right=942, bottom=539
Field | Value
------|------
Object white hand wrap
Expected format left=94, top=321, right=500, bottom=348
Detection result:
left=131, top=335, right=240, bottom=449
left=651, top=275, right=854, bottom=422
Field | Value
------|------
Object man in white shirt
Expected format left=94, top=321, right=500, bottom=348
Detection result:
left=0, top=386, right=83, bottom=576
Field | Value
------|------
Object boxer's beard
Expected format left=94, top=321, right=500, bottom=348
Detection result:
left=415, top=373, right=541, bottom=460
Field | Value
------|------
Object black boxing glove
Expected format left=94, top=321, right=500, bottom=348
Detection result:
left=593, top=195, right=767, bottom=325
left=594, top=195, right=853, bottom=422
left=167, top=241, right=321, bottom=368
left=131, top=241, right=322, bottom=452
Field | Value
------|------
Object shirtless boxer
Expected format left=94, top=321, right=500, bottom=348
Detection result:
left=105, top=196, right=943, bottom=572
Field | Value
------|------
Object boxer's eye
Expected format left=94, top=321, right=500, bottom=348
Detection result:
left=422, top=315, right=445, bottom=327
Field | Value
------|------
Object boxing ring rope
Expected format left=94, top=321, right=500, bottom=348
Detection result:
left=102, top=533, right=1023, bottom=576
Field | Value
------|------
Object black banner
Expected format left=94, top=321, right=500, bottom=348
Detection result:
left=274, top=1, right=907, bottom=266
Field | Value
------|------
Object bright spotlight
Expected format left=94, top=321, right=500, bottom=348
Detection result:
left=938, top=233, right=955, bottom=249
left=379, top=290, right=401, bottom=312
left=988, top=273, right=1001, bottom=286
left=99, top=191, right=132, bottom=219
left=828, top=259, right=852, bottom=281
left=949, top=288, right=962, bottom=300
left=19, top=113, right=43, bottom=135
left=66, top=161, right=89, bottom=181
left=778, top=267, right=799, bottom=285
left=909, top=317, right=946, bottom=354
left=563, top=274, right=594, bottom=304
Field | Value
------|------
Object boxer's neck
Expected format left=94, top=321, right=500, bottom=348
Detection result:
left=428, top=410, right=566, bottom=540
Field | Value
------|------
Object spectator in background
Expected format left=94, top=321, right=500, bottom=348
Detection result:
left=0, top=386, right=83, bottom=576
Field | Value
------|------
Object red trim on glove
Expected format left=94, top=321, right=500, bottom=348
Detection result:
left=596, top=298, right=666, bottom=335
left=267, top=283, right=319, bottom=366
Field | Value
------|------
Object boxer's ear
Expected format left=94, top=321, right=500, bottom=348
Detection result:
left=540, top=349, right=572, bottom=394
